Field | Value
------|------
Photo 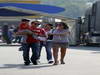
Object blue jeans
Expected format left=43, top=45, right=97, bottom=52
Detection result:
left=23, top=43, right=40, bottom=63
left=39, top=41, right=52, bottom=61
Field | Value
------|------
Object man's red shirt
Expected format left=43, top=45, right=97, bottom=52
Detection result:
left=26, top=27, right=46, bottom=43
left=18, top=23, right=30, bottom=30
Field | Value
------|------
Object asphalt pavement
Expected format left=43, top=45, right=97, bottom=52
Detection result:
left=0, top=46, right=100, bottom=75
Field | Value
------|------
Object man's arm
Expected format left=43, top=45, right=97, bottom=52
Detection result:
left=15, top=30, right=33, bottom=35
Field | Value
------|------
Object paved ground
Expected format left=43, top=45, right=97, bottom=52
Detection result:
left=0, top=46, right=100, bottom=75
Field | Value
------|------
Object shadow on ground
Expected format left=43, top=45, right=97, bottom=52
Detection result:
left=91, top=51, right=100, bottom=54
left=69, top=46, right=100, bottom=51
left=0, top=64, right=54, bottom=69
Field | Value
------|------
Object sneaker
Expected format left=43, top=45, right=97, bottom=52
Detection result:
left=32, top=61, right=38, bottom=65
left=24, top=62, right=30, bottom=66
left=48, top=60, right=53, bottom=64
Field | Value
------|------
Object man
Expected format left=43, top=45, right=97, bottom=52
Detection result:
left=39, top=23, right=53, bottom=64
left=17, top=19, right=30, bottom=51
left=23, top=21, right=47, bottom=65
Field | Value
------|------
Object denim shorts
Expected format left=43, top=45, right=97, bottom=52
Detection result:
left=53, top=42, right=69, bottom=48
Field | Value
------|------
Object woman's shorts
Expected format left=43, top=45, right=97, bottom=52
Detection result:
left=53, top=42, right=69, bottom=48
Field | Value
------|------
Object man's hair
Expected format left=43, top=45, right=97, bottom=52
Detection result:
left=21, top=19, right=30, bottom=22
left=31, top=21, right=40, bottom=25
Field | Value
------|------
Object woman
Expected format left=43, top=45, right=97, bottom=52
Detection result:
left=50, top=22, right=70, bottom=65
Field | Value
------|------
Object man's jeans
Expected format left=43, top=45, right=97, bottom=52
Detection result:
left=39, top=41, right=52, bottom=61
left=23, top=43, right=40, bottom=63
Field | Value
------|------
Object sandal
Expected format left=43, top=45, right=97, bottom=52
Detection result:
left=61, top=60, right=65, bottom=64
left=53, top=61, right=59, bottom=65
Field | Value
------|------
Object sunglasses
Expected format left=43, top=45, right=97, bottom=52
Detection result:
left=31, top=22, right=39, bottom=25
left=56, top=24, right=63, bottom=26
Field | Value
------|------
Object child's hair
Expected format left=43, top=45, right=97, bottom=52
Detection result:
left=45, top=23, right=53, bottom=29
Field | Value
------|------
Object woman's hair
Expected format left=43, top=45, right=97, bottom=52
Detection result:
left=56, top=22, right=69, bottom=29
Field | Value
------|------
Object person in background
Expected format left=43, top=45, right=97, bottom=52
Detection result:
left=49, top=22, right=70, bottom=65
left=8, top=26, right=14, bottom=41
left=13, top=27, right=22, bottom=43
left=39, top=23, right=53, bottom=64
left=2, top=25, right=12, bottom=44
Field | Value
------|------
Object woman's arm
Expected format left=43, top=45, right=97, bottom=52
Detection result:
left=49, top=32, right=68, bottom=36
left=50, top=29, right=70, bottom=36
